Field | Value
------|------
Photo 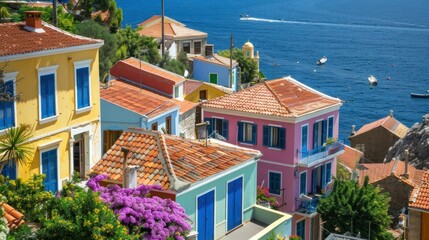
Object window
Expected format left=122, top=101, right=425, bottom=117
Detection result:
left=41, top=147, right=58, bottom=193
left=1, top=161, right=16, bottom=179
left=209, top=73, right=218, bottom=84
left=300, top=171, right=307, bottom=195
left=296, top=220, right=305, bottom=239
left=74, top=60, right=91, bottom=111
left=151, top=122, right=158, bottom=131
left=0, top=77, right=15, bottom=130
left=39, top=73, right=57, bottom=120
left=174, top=86, right=179, bottom=98
left=328, top=117, right=334, bottom=139
left=166, top=116, right=171, bottom=134
left=312, top=165, right=326, bottom=194
left=204, top=117, right=229, bottom=140
left=313, top=120, right=327, bottom=148
left=103, top=130, right=122, bottom=153
left=326, top=162, right=332, bottom=184
left=199, top=90, right=207, bottom=100
left=263, top=125, right=286, bottom=149
left=301, top=125, right=308, bottom=152
left=269, top=171, right=281, bottom=195
left=194, top=41, right=201, bottom=54
left=237, top=122, right=257, bottom=144
left=183, top=42, right=190, bottom=53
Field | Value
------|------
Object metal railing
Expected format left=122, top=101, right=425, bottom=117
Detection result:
left=297, top=140, right=344, bottom=166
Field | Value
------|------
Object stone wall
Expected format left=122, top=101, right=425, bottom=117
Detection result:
left=180, top=109, right=196, bottom=139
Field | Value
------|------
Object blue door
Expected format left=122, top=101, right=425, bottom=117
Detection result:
left=42, top=148, right=58, bottom=192
left=227, top=177, right=243, bottom=231
left=198, top=190, right=214, bottom=240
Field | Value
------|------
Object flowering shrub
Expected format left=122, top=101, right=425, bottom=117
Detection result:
left=256, top=186, right=280, bottom=210
left=0, top=174, right=52, bottom=222
left=87, top=174, right=192, bottom=240
left=0, top=203, right=8, bottom=240
left=289, top=235, right=301, bottom=240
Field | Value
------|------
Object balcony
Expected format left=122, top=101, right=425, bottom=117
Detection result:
left=219, top=204, right=292, bottom=240
left=297, top=140, right=345, bottom=167
left=295, top=183, right=332, bottom=216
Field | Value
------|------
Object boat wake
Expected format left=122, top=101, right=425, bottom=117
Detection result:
left=240, top=17, right=429, bottom=32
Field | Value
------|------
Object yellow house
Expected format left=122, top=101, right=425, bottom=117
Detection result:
left=183, top=79, right=231, bottom=103
left=0, top=11, right=103, bottom=192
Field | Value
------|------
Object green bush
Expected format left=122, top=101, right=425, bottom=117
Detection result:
left=38, top=189, right=136, bottom=240
left=6, top=224, right=36, bottom=240
left=0, top=174, right=52, bottom=222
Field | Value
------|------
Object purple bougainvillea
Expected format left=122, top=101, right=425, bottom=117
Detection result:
left=87, top=175, right=191, bottom=240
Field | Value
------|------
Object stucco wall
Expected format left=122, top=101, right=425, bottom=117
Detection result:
left=184, top=84, right=227, bottom=103
left=408, top=209, right=421, bottom=240
left=175, top=161, right=257, bottom=239
left=179, top=109, right=196, bottom=139
left=193, top=59, right=237, bottom=90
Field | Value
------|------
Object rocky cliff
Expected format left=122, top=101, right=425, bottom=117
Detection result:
left=384, top=114, right=429, bottom=169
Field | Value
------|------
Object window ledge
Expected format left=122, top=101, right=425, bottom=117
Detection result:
left=39, top=116, right=58, bottom=125
left=268, top=147, right=283, bottom=151
left=239, top=142, right=255, bottom=146
left=0, top=126, right=15, bottom=136
left=75, top=106, right=92, bottom=115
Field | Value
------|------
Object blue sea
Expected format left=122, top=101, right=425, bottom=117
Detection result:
left=117, top=0, right=429, bottom=142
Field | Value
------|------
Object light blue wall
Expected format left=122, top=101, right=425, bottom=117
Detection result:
left=176, top=161, right=257, bottom=237
left=193, top=59, right=238, bottom=91
left=100, top=99, right=180, bottom=136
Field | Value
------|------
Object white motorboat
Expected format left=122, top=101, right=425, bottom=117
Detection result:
left=368, top=75, right=378, bottom=85
left=316, top=56, right=327, bottom=65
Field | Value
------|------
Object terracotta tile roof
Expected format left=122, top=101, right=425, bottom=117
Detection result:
left=409, top=171, right=429, bottom=211
left=0, top=21, right=102, bottom=58
left=91, top=129, right=260, bottom=191
left=337, top=145, right=363, bottom=171
left=358, top=159, right=425, bottom=187
left=138, top=15, right=185, bottom=28
left=183, top=80, right=204, bottom=95
left=91, top=10, right=110, bottom=23
left=172, top=99, right=198, bottom=114
left=100, top=79, right=178, bottom=119
left=193, top=54, right=238, bottom=68
left=1, top=202, right=25, bottom=230
left=352, top=115, right=409, bottom=138
left=110, top=58, right=185, bottom=88
left=202, top=77, right=341, bottom=118
left=138, top=19, right=207, bottom=40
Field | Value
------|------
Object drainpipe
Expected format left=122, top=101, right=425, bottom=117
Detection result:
left=404, top=150, right=409, bottom=179
left=121, top=147, right=130, bottom=188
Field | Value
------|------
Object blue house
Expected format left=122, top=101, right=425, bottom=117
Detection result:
left=192, top=54, right=239, bottom=92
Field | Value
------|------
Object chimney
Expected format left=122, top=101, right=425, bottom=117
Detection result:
left=404, top=149, right=409, bottom=179
left=205, top=44, right=214, bottom=57
left=126, top=165, right=140, bottom=188
left=350, top=125, right=356, bottom=136
left=121, top=147, right=130, bottom=188
left=24, top=11, right=45, bottom=33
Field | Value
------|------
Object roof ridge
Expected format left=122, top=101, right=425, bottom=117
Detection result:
left=391, top=158, right=399, bottom=175
left=125, top=57, right=185, bottom=81
left=42, top=21, right=103, bottom=44
left=264, top=79, right=292, bottom=114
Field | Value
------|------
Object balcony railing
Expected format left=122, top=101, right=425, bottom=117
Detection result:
left=297, top=140, right=345, bottom=167
left=295, top=182, right=333, bottom=215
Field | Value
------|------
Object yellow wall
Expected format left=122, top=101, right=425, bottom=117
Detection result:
left=422, top=212, right=429, bottom=240
left=184, top=83, right=227, bottom=103
left=1, top=48, right=101, bottom=182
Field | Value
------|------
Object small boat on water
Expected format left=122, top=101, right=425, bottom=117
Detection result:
left=368, top=75, right=378, bottom=85
left=240, top=14, right=250, bottom=19
left=316, top=56, right=327, bottom=65
left=410, top=91, right=429, bottom=98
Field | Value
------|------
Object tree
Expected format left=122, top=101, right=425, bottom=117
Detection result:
left=0, top=5, right=11, bottom=22
left=317, top=177, right=393, bottom=240
left=218, top=48, right=257, bottom=83
left=76, top=20, right=117, bottom=81
left=0, top=125, right=32, bottom=174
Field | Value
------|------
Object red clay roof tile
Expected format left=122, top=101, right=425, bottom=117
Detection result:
left=352, top=115, right=409, bottom=138
left=1, top=202, right=25, bottom=230
left=409, top=171, right=429, bottom=211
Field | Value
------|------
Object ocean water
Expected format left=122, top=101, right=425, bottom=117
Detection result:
left=117, top=0, right=429, bottom=142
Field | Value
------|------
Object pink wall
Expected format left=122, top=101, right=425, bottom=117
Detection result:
left=203, top=109, right=340, bottom=214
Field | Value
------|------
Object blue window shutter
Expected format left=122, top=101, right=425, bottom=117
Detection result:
left=279, top=127, right=286, bottom=149
left=322, top=120, right=328, bottom=143
left=321, top=165, right=326, bottom=189
left=313, top=122, right=318, bottom=149
left=204, top=118, right=213, bottom=137
left=1, top=161, right=16, bottom=179
left=237, top=122, right=243, bottom=142
left=252, top=124, right=257, bottom=144
left=48, top=74, right=55, bottom=117
left=41, top=74, right=55, bottom=118
left=326, top=162, right=332, bottom=184
left=222, top=119, right=229, bottom=140
left=311, top=168, right=317, bottom=193
left=328, top=117, right=334, bottom=139
left=263, top=126, right=269, bottom=146
left=300, top=172, right=306, bottom=194
left=269, top=172, right=280, bottom=195
left=77, top=67, right=90, bottom=109
left=0, top=81, right=15, bottom=130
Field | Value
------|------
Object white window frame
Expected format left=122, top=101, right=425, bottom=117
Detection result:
left=327, top=115, right=335, bottom=139
left=0, top=71, right=18, bottom=134
left=299, top=170, right=307, bottom=195
left=193, top=40, right=202, bottom=54
left=37, top=65, right=59, bottom=124
left=325, top=161, right=332, bottom=185
left=301, top=124, right=309, bottom=151
left=268, top=170, right=282, bottom=196
left=74, top=60, right=92, bottom=114
left=182, top=41, right=191, bottom=53
left=38, top=140, right=61, bottom=191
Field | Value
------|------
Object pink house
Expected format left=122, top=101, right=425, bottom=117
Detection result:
left=201, top=77, right=344, bottom=239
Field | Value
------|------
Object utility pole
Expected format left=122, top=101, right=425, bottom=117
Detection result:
left=229, top=33, right=233, bottom=88
left=161, top=0, right=165, bottom=57
left=52, top=0, right=57, bottom=27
